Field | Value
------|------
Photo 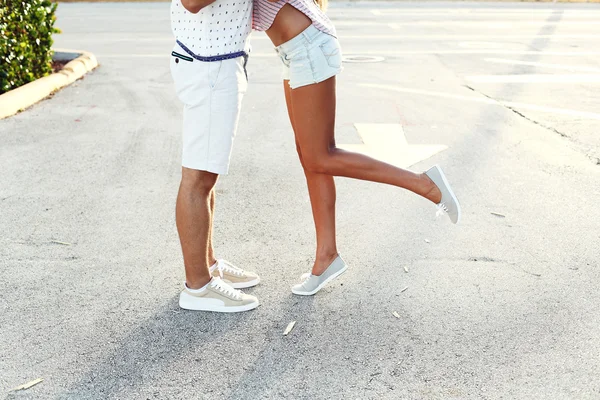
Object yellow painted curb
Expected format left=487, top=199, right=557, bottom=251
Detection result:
left=0, top=49, right=98, bottom=120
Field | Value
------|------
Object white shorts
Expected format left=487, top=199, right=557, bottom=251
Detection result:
left=170, top=43, right=248, bottom=175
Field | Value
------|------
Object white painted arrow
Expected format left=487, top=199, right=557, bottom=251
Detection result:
left=339, top=123, right=448, bottom=169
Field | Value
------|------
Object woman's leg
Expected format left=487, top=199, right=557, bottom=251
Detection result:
left=284, top=81, right=339, bottom=275
left=289, top=77, right=442, bottom=203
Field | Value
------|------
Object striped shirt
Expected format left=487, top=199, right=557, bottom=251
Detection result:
left=252, top=0, right=336, bottom=37
left=171, top=0, right=252, bottom=59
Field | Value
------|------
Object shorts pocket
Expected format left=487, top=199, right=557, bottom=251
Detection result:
left=287, top=47, right=314, bottom=85
left=171, top=51, right=193, bottom=63
left=278, top=51, right=291, bottom=69
left=242, top=54, right=249, bottom=82
left=208, top=61, right=223, bottom=89
left=319, top=37, right=342, bottom=69
left=170, top=51, right=205, bottom=106
left=234, top=57, right=249, bottom=94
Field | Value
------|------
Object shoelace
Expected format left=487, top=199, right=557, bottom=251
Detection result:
left=436, top=202, right=449, bottom=218
left=300, top=272, right=311, bottom=280
left=299, top=272, right=312, bottom=285
left=215, top=260, right=244, bottom=279
left=210, top=278, right=242, bottom=300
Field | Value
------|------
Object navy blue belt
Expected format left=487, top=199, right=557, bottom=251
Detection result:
left=176, top=40, right=248, bottom=62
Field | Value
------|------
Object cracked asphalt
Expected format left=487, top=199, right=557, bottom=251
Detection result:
left=1, top=2, right=600, bottom=399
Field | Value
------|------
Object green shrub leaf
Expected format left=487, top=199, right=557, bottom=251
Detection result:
left=0, top=0, right=60, bottom=93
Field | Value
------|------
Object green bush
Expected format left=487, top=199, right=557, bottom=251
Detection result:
left=0, top=0, right=60, bottom=94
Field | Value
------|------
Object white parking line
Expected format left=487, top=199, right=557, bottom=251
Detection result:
left=387, top=21, right=600, bottom=28
left=369, top=8, right=600, bottom=15
left=342, top=34, right=600, bottom=40
left=73, top=33, right=600, bottom=43
left=98, top=50, right=600, bottom=58
left=459, top=42, right=506, bottom=49
left=343, top=50, right=600, bottom=56
left=373, top=11, right=600, bottom=17
left=466, top=74, right=600, bottom=83
left=484, top=58, right=600, bottom=73
left=360, top=84, right=600, bottom=121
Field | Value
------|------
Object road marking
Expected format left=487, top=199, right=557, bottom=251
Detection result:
left=344, top=50, right=600, bottom=56
left=370, top=8, right=600, bottom=15
left=97, top=54, right=171, bottom=58
left=338, top=124, right=448, bottom=169
left=342, top=55, right=385, bottom=63
left=374, top=11, right=600, bottom=17
left=484, top=58, right=600, bottom=73
left=387, top=21, right=600, bottom=28
left=74, top=33, right=600, bottom=43
left=360, top=84, right=600, bottom=121
left=459, top=41, right=506, bottom=49
left=340, top=34, right=600, bottom=40
left=172, top=50, right=600, bottom=58
left=97, top=49, right=600, bottom=59
left=466, top=74, right=600, bottom=83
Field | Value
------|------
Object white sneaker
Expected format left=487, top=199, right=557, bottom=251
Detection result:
left=292, top=255, right=348, bottom=296
left=179, top=277, right=259, bottom=313
left=210, top=260, right=260, bottom=289
left=425, top=164, right=461, bottom=224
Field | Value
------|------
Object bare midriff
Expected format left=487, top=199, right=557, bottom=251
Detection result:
left=266, top=4, right=312, bottom=47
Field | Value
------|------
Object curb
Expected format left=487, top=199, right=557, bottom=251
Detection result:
left=0, top=49, right=98, bottom=120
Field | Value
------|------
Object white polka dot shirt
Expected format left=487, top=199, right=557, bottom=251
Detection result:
left=171, top=0, right=252, bottom=60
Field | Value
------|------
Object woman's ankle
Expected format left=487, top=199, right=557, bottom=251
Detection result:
left=421, top=173, right=442, bottom=204
left=312, top=251, right=339, bottom=275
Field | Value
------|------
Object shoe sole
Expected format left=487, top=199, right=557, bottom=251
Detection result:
left=432, top=164, right=461, bottom=225
left=179, top=292, right=260, bottom=312
left=291, top=265, right=348, bottom=296
left=230, top=277, right=260, bottom=289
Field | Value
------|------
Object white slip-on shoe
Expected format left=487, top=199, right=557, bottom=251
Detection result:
left=210, top=259, right=260, bottom=289
left=179, top=277, right=259, bottom=312
left=425, top=164, right=461, bottom=224
left=292, top=255, right=348, bottom=296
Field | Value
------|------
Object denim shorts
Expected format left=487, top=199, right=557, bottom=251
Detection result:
left=275, top=25, right=343, bottom=89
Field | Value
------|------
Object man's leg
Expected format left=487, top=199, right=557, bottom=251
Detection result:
left=176, top=167, right=218, bottom=289
left=173, top=55, right=259, bottom=311
left=207, top=189, right=217, bottom=267
left=176, top=167, right=259, bottom=312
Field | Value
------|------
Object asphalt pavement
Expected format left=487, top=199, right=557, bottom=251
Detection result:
left=1, top=2, right=600, bottom=399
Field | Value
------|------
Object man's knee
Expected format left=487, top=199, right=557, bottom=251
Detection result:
left=180, top=167, right=218, bottom=196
